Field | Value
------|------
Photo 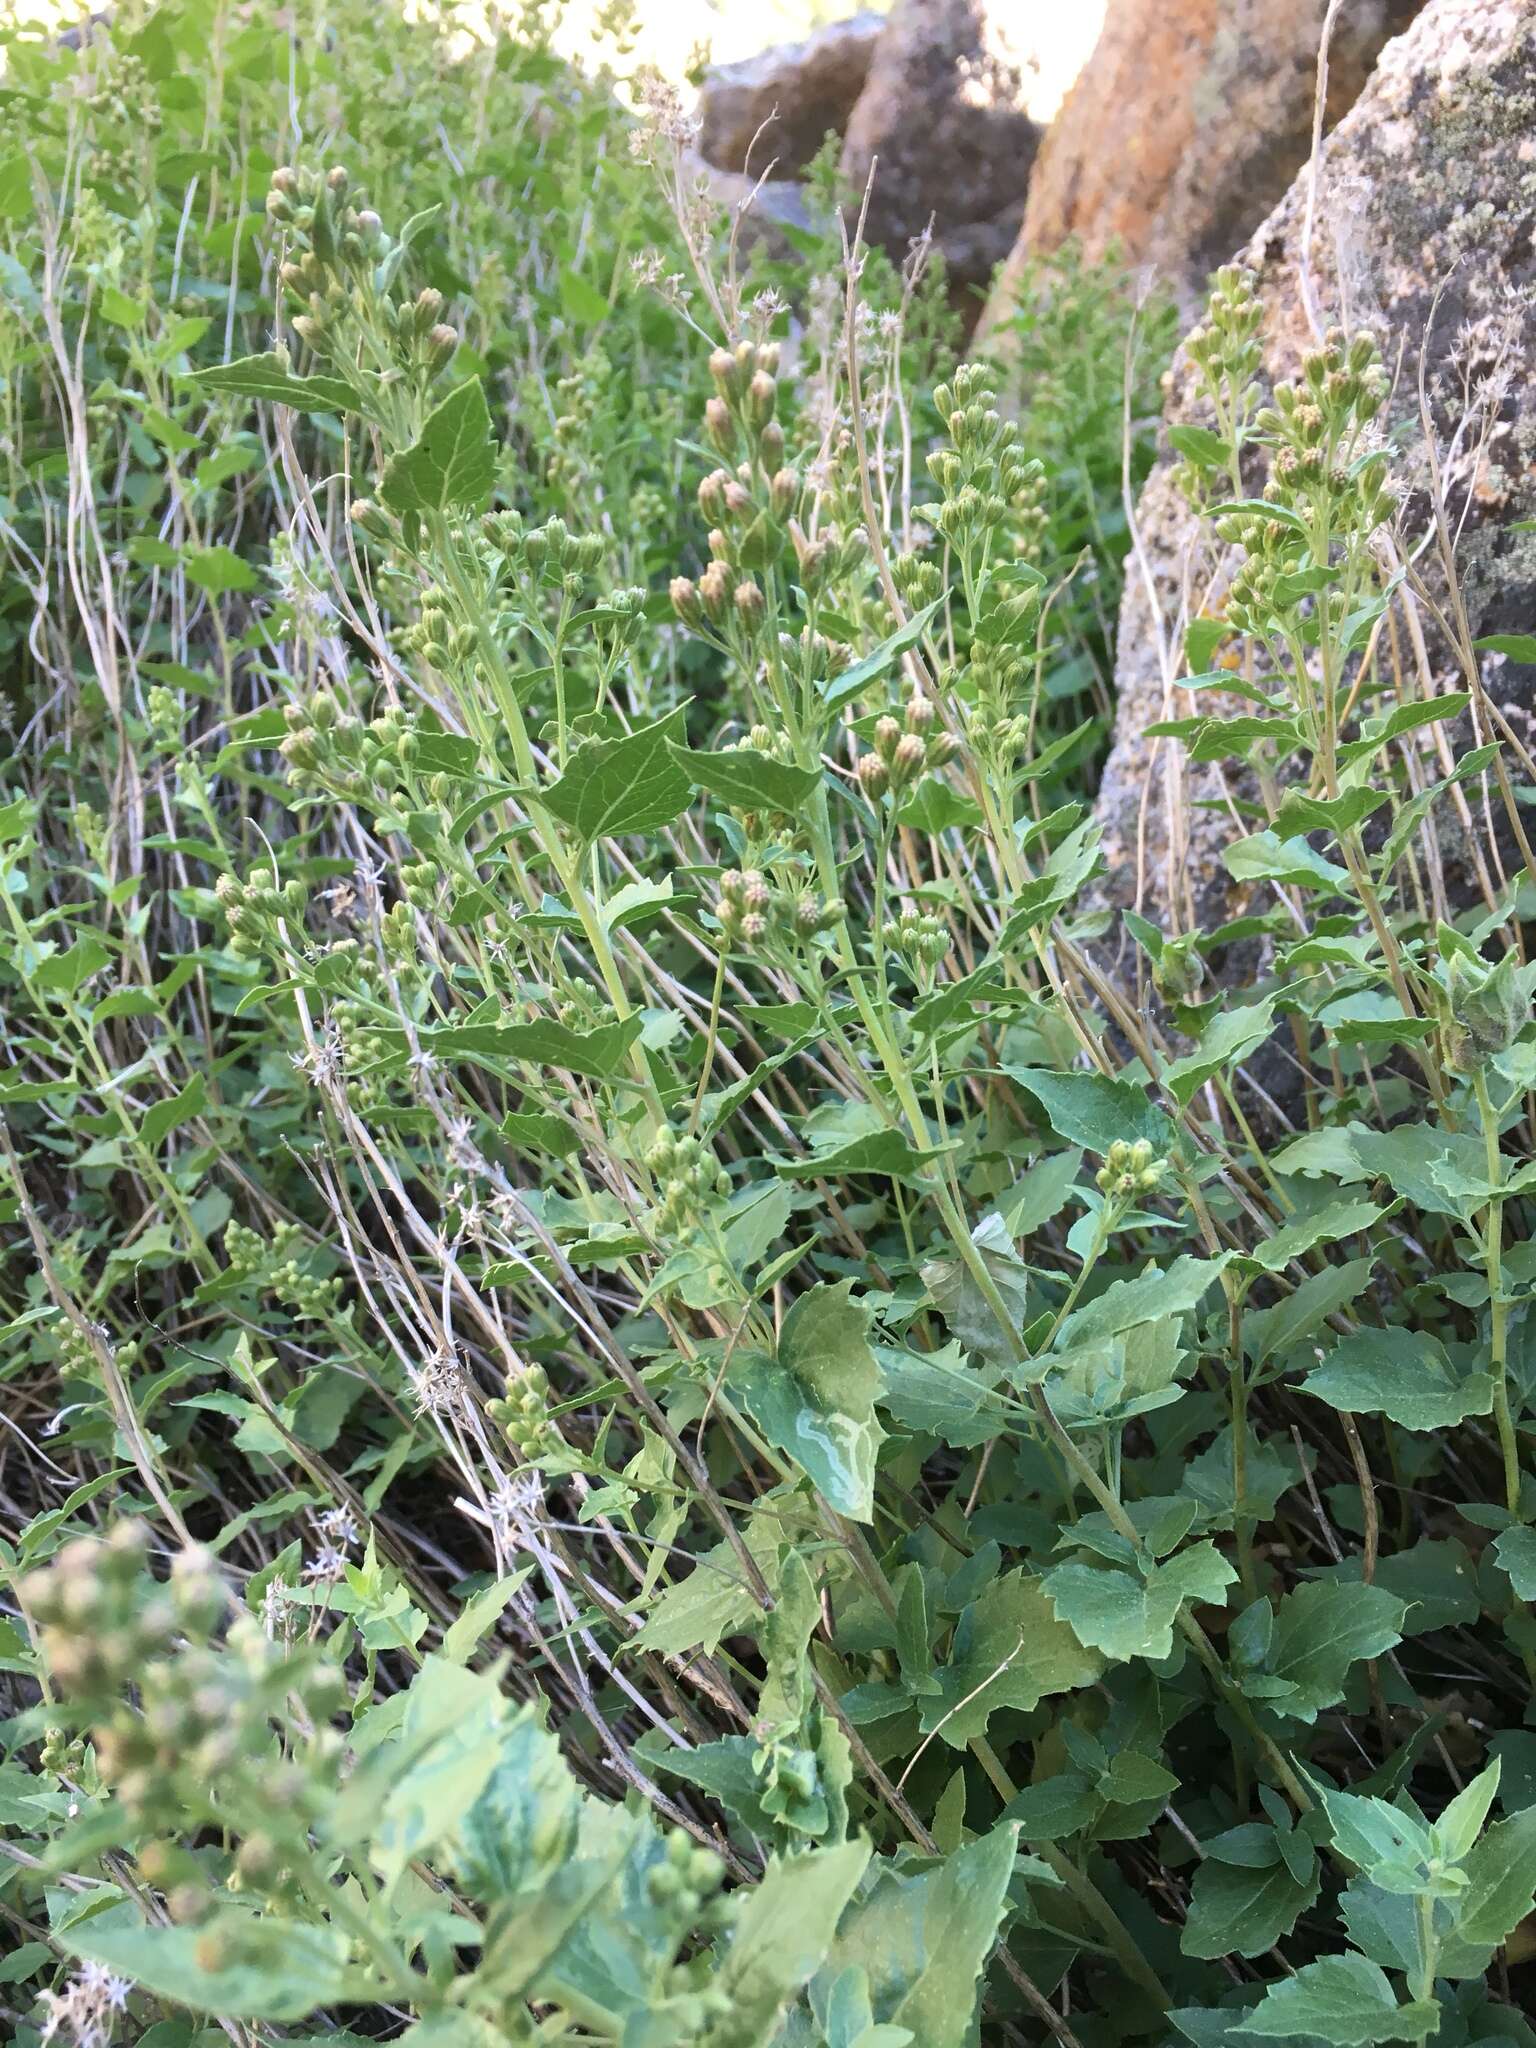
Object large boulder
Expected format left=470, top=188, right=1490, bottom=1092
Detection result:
left=981, top=0, right=1425, bottom=328
left=839, top=0, right=1041, bottom=299
left=1093, top=0, right=1536, bottom=935
left=697, top=14, right=884, bottom=179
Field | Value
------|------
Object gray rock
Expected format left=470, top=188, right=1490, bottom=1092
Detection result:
left=839, top=0, right=1041, bottom=296
left=1095, top=0, right=1536, bottom=937
left=697, top=13, right=884, bottom=179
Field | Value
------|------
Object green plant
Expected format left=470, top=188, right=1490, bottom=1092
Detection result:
left=6, top=5, right=1536, bottom=2046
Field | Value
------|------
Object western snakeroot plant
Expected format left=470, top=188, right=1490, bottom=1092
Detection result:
left=4, top=8, right=1536, bottom=2047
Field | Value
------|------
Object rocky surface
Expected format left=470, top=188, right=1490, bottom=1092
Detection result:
left=839, top=0, right=1041, bottom=299
left=1093, top=0, right=1536, bottom=935
left=982, top=0, right=1426, bottom=328
left=696, top=13, right=884, bottom=179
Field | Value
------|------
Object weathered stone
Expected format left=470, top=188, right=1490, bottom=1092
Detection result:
left=839, top=0, right=1041, bottom=296
left=983, top=0, right=1426, bottom=328
left=1094, top=0, right=1536, bottom=938
left=697, top=13, right=884, bottom=179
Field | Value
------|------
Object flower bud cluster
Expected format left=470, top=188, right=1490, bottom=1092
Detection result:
left=713, top=867, right=838, bottom=953
left=487, top=1362, right=560, bottom=1460
left=216, top=870, right=308, bottom=959
left=268, top=166, right=460, bottom=385
left=24, top=1526, right=346, bottom=1834
left=854, top=693, right=956, bottom=800
left=275, top=691, right=437, bottom=808
left=1095, top=1138, right=1164, bottom=1207
left=1185, top=267, right=1263, bottom=407
left=644, top=1128, right=731, bottom=1235
left=921, top=363, right=1045, bottom=566
left=705, top=339, right=785, bottom=466
left=1214, top=329, right=1394, bottom=642
left=882, top=901, right=950, bottom=975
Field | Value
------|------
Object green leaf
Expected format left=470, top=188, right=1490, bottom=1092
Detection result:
left=559, top=265, right=610, bottom=325
left=1233, top=1955, right=1437, bottom=2044
left=1240, top=1582, right=1406, bottom=1723
left=1004, top=1067, right=1175, bottom=1157
left=1337, top=692, right=1471, bottom=767
left=500, top=1109, right=582, bottom=1158
left=998, top=1148, right=1084, bottom=1237
left=1224, top=831, right=1350, bottom=893
left=139, top=1074, right=207, bottom=1151
left=1440, top=1807, right=1536, bottom=1975
left=1044, top=1544, right=1234, bottom=1663
left=424, top=1013, right=643, bottom=1080
left=1168, top=423, right=1229, bottom=467
left=775, top=1129, right=946, bottom=1185
left=64, top=1904, right=355, bottom=2021
left=1237, top=1199, right=1383, bottom=1275
left=183, top=545, right=258, bottom=594
left=34, top=936, right=112, bottom=994
left=817, top=1826, right=1020, bottom=2047
left=1493, top=1525, right=1536, bottom=1599
left=670, top=742, right=822, bottom=816
left=183, top=350, right=359, bottom=414
left=922, top=1211, right=1031, bottom=1362
left=730, top=1281, right=884, bottom=1519
left=1162, top=999, right=1275, bottom=1107
left=1476, top=634, right=1536, bottom=664
left=452, top=1704, right=581, bottom=1901
left=821, top=598, right=945, bottom=713
left=1057, top=1254, right=1230, bottom=1348
left=875, top=1341, right=1010, bottom=1448
left=441, top=1570, right=531, bottom=1663
left=1272, top=786, right=1389, bottom=839
left=541, top=707, right=693, bottom=844
left=996, top=819, right=1104, bottom=940
left=921, top=1570, right=1101, bottom=1745
left=1302, top=1327, right=1493, bottom=1432
left=381, top=378, right=495, bottom=515
left=1182, top=1828, right=1320, bottom=1959
left=1243, top=1258, right=1376, bottom=1364
left=709, top=1840, right=871, bottom=2042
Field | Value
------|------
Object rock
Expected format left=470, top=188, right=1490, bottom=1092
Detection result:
left=839, top=0, right=1041, bottom=298
left=697, top=14, right=884, bottom=179
left=1094, top=0, right=1536, bottom=937
left=982, top=0, right=1426, bottom=328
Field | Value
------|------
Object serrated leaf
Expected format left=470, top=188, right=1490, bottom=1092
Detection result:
left=670, top=743, right=822, bottom=816
left=184, top=349, right=359, bottom=414
left=816, top=1826, right=1020, bottom=2047
left=1241, top=1582, right=1406, bottom=1723
left=1493, top=1525, right=1536, bottom=1599
left=139, top=1073, right=207, bottom=1151
left=1182, top=1829, right=1319, bottom=1959
left=1302, top=1328, right=1493, bottom=1432
left=921, top=1569, right=1099, bottom=1745
left=1225, top=831, right=1350, bottom=893
left=381, top=378, right=495, bottom=515
left=710, top=1840, right=871, bottom=2042
left=821, top=598, right=945, bottom=713
left=540, top=706, right=692, bottom=844
left=1004, top=1067, right=1175, bottom=1156
left=1233, top=1954, right=1437, bottom=2044
left=64, top=1904, right=355, bottom=2021
left=1162, top=999, right=1275, bottom=1107
left=730, top=1281, right=884, bottom=1519
left=1044, top=1543, right=1234, bottom=1663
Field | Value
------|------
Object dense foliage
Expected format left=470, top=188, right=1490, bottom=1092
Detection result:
left=4, top=3, right=1536, bottom=2046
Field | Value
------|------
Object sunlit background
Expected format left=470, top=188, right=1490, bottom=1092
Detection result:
left=5, top=0, right=1109, bottom=124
